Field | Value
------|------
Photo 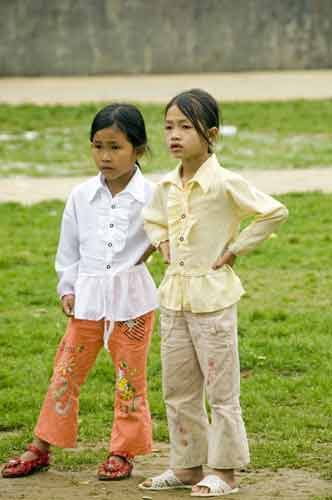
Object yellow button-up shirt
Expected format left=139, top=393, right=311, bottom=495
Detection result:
left=144, top=154, right=288, bottom=312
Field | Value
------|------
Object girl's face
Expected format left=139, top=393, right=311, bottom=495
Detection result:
left=91, top=126, right=141, bottom=185
left=165, top=105, right=209, bottom=162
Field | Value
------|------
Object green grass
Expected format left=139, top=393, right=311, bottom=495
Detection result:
left=0, top=100, right=331, bottom=176
left=0, top=192, right=332, bottom=476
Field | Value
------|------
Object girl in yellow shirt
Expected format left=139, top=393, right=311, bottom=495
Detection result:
left=140, top=89, right=288, bottom=497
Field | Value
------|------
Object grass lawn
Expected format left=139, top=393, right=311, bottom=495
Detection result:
left=0, top=99, right=331, bottom=176
left=0, top=192, right=331, bottom=477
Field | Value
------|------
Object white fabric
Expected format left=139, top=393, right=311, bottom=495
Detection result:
left=55, top=168, right=158, bottom=322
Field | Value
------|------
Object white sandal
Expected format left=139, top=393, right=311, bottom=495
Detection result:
left=139, top=469, right=193, bottom=491
left=191, top=474, right=239, bottom=497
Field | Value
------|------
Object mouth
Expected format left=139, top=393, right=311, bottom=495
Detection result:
left=170, top=144, right=183, bottom=152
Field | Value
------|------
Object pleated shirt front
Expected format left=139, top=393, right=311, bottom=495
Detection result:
left=55, top=169, right=158, bottom=321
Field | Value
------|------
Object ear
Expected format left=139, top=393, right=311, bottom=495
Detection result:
left=135, top=144, right=146, bottom=160
left=208, top=127, right=219, bottom=143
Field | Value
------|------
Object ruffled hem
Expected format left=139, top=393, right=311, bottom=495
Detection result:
left=74, top=264, right=158, bottom=321
left=158, top=265, right=245, bottom=312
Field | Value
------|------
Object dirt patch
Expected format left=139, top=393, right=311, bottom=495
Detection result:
left=1, top=443, right=331, bottom=500
left=1, top=72, right=332, bottom=104
left=1, top=168, right=332, bottom=206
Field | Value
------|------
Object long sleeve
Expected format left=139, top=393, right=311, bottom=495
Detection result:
left=226, top=175, right=288, bottom=256
left=55, top=194, right=80, bottom=297
left=143, top=183, right=169, bottom=247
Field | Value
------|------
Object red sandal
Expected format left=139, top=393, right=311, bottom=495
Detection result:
left=98, top=453, right=133, bottom=480
left=1, top=443, right=51, bottom=478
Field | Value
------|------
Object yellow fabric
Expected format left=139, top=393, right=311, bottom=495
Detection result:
left=144, top=154, right=288, bottom=312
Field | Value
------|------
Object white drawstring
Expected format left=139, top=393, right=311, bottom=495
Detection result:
left=103, top=319, right=114, bottom=351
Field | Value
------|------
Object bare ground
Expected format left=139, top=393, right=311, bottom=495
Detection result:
left=1, top=443, right=331, bottom=500
left=1, top=71, right=332, bottom=104
left=1, top=167, right=332, bottom=205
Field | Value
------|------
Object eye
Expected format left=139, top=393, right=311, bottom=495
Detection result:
left=111, top=145, right=120, bottom=150
left=183, top=124, right=192, bottom=129
left=93, top=143, right=102, bottom=149
left=165, top=125, right=172, bottom=130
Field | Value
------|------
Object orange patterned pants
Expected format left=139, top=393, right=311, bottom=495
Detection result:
left=34, top=311, right=154, bottom=457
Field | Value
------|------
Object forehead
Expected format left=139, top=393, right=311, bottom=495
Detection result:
left=93, top=126, right=129, bottom=142
left=165, top=105, right=191, bottom=122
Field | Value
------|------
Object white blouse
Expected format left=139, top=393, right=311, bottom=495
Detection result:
left=55, top=168, right=158, bottom=325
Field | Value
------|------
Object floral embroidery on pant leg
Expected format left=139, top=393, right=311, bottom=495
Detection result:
left=173, top=418, right=189, bottom=447
left=51, top=343, right=85, bottom=416
left=116, top=361, right=140, bottom=415
left=207, top=358, right=217, bottom=387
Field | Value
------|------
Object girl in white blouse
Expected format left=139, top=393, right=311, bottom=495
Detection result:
left=2, top=104, right=158, bottom=481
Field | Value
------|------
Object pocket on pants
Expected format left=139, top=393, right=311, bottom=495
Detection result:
left=198, top=314, right=234, bottom=347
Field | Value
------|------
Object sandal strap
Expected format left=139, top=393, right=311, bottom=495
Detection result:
left=27, top=443, right=50, bottom=460
left=6, top=458, right=21, bottom=466
left=150, top=469, right=187, bottom=488
left=110, top=452, right=133, bottom=461
left=2, top=445, right=50, bottom=478
left=194, top=475, right=234, bottom=495
left=98, top=454, right=133, bottom=479
left=100, top=454, right=132, bottom=471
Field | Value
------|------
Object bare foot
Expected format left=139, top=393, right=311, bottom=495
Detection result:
left=191, top=468, right=236, bottom=495
left=173, top=466, right=204, bottom=485
left=20, top=438, right=50, bottom=462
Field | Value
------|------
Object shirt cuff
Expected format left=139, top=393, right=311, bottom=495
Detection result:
left=57, top=283, right=75, bottom=299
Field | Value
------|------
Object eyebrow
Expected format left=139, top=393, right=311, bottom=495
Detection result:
left=165, top=118, right=191, bottom=124
left=92, top=139, right=120, bottom=144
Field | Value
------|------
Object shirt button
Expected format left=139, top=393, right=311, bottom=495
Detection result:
left=179, top=236, right=184, bottom=242
left=106, top=264, right=111, bottom=269
left=111, top=204, right=116, bottom=209
left=108, top=242, right=112, bottom=247
left=109, top=223, right=114, bottom=228
left=179, top=261, right=184, bottom=266
left=181, top=213, right=186, bottom=219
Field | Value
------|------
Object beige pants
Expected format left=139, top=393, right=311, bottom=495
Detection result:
left=160, top=305, right=250, bottom=469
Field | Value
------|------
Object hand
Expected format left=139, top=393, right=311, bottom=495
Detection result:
left=212, top=250, right=236, bottom=270
left=61, top=294, right=75, bottom=317
left=159, top=240, right=170, bottom=264
left=135, top=244, right=156, bottom=265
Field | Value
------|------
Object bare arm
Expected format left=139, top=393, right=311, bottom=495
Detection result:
left=212, top=249, right=236, bottom=270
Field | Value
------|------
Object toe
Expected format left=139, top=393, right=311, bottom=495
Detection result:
left=192, top=485, right=210, bottom=494
left=141, top=478, right=152, bottom=488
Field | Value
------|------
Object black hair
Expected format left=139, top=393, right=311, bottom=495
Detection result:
left=165, top=88, right=221, bottom=153
left=90, top=103, right=148, bottom=165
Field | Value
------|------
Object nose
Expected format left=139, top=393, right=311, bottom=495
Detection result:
left=101, top=149, right=111, bottom=160
left=170, top=127, right=181, bottom=141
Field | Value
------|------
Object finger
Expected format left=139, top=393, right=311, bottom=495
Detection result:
left=212, top=258, right=223, bottom=270
left=63, top=301, right=74, bottom=317
left=160, top=248, right=169, bottom=263
left=165, top=250, right=170, bottom=264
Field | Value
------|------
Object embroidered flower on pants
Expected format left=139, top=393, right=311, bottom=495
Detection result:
left=116, top=360, right=140, bottom=414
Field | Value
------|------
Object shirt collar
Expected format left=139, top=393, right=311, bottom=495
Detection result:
left=88, top=166, right=146, bottom=203
left=160, top=154, right=219, bottom=193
